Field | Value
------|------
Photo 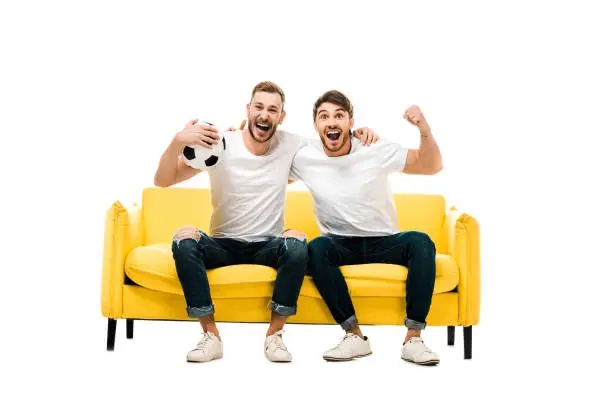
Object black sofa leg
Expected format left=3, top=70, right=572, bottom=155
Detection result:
left=447, top=326, right=455, bottom=346
left=127, top=319, right=134, bottom=339
left=446, top=326, right=455, bottom=346
left=463, top=326, right=472, bottom=359
left=107, top=319, right=117, bottom=351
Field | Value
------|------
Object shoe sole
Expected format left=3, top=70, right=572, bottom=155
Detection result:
left=401, top=356, right=440, bottom=366
left=264, top=351, right=292, bottom=363
left=186, top=355, right=223, bottom=363
left=323, top=351, right=373, bottom=361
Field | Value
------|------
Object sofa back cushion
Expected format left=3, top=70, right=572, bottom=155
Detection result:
left=142, top=188, right=447, bottom=252
left=394, top=193, right=447, bottom=253
left=143, top=188, right=213, bottom=245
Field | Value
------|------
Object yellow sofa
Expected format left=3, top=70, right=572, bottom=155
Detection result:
left=102, top=187, right=480, bottom=358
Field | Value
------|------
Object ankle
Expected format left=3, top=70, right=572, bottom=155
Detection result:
left=266, top=327, right=283, bottom=337
left=268, top=312, right=288, bottom=337
left=404, top=330, right=421, bottom=344
left=347, top=326, right=364, bottom=339
left=204, top=325, right=219, bottom=339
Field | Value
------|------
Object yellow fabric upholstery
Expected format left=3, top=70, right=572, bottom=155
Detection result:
left=394, top=194, right=448, bottom=254
left=284, top=191, right=320, bottom=241
left=102, top=187, right=481, bottom=328
left=142, top=188, right=214, bottom=245
left=101, top=201, right=143, bottom=319
left=122, top=285, right=459, bottom=326
left=446, top=207, right=481, bottom=326
left=126, top=244, right=459, bottom=298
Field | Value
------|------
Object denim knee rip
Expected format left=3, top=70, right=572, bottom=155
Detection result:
left=173, top=228, right=202, bottom=248
left=283, top=235, right=307, bottom=249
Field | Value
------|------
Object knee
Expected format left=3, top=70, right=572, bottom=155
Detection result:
left=308, top=236, right=332, bottom=258
left=307, top=236, right=333, bottom=269
left=172, top=226, right=202, bottom=254
left=173, top=225, right=202, bottom=243
left=282, top=229, right=307, bottom=241
left=401, top=231, right=436, bottom=256
left=282, top=236, right=309, bottom=268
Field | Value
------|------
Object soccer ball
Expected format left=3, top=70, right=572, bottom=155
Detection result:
left=181, top=120, right=226, bottom=169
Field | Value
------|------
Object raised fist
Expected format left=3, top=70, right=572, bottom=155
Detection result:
left=403, top=105, right=428, bottom=130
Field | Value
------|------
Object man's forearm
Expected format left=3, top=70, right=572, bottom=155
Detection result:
left=154, top=138, right=183, bottom=187
left=417, top=127, right=443, bottom=173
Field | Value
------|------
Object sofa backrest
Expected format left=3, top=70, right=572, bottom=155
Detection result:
left=142, top=187, right=447, bottom=253
left=143, top=188, right=213, bottom=245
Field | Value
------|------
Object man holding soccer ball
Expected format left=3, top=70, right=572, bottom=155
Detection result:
left=154, top=82, right=378, bottom=363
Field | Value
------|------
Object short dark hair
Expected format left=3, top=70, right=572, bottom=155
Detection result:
left=313, top=90, right=354, bottom=121
left=251, top=81, right=285, bottom=109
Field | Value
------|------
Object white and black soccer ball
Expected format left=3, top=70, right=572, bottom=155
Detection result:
left=181, top=120, right=226, bottom=169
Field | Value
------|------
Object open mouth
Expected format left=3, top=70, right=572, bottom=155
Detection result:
left=326, top=129, right=341, bottom=141
left=255, top=122, right=271, bottom=133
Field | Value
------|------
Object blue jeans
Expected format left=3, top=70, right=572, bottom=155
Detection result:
left=172, top=230, right=308, bottom=318
left=307, top=232, right=436, bottom=330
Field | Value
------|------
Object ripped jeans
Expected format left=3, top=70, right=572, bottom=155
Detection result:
left=172, top=228, right=308, bottom=319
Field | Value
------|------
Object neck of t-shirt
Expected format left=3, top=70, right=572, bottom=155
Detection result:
left=324, top=135, right=353, bottom=158
left=242, top=129, right=273, bottom=156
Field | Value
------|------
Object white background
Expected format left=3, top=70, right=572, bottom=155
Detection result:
left=1, top=0, right=611, bottom=406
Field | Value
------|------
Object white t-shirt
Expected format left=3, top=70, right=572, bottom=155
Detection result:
left=290, top=138, right=408, bottom=237
left=206, top=130, right=306, bottom=242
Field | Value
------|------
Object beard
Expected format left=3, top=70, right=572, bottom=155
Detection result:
left=320, top=128, right=351, bottom=153
left=247, top=117, right=278, bottom=144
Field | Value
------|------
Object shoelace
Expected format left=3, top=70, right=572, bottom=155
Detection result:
left=334, top=333, right=360, bottom=349
left=196, top=332, right=216, bottom=352
left=408, top=337, right=433, bottom=353
left=268, top=330, right=287, bottom=351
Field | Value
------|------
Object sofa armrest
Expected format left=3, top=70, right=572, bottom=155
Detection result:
left=101, top=201, right=143, bottom=318
left=446, top=207, right=481, bottom=326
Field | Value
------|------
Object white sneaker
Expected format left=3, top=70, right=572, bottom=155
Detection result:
left=323, top=333, right=372, bottom=361
left=401, top=337, right=440, bottom=365
left=264, top=330, right=292, bottom=362
left=186, top=332, right=223, bottom=363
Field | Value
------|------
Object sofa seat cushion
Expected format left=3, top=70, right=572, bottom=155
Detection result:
left=125, top=244, right=459, bottom=299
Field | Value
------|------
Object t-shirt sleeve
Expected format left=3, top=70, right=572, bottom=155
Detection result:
left=296, top=134, right=308, bottom=150
left=289, top=162, right=300, bottom=181
left=288, top=134, right=308, bottom=180
left=378, top=139, right=409, bottom=173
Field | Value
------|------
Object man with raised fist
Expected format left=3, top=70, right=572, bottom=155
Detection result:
left=290, top=90, right=443, bottom=365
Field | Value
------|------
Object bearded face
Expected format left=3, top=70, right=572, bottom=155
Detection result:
left=247, top=92, right=285, bottom=143
left=314, top=102, right=353, bottom=155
